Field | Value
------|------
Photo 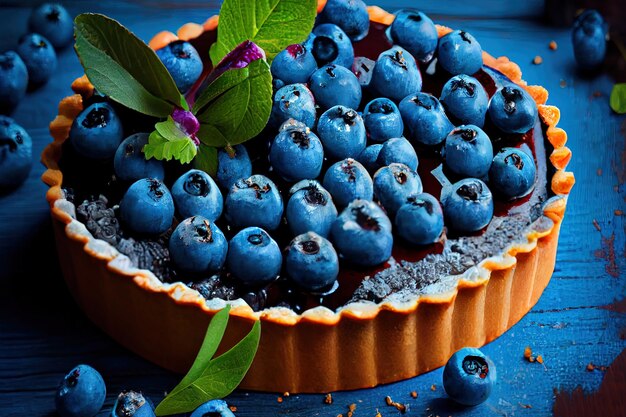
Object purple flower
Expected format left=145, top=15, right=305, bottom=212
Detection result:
left=172, top=108, right=200, bottom=144
left=207, top=40, right=266, bottom=84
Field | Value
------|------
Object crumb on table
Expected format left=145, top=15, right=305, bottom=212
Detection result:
left=324, top=393, right=333, bottom=404
left=410, top=391, right=418, bottom=398
left=385, top=396, right=407, bottom=413
left=549, top=40, right=557, bottom=50
left=533, top=55, right=543, bottom=65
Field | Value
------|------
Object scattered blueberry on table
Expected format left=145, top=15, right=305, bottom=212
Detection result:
left=16, top=33, right=57, bottom=87
left=443, top=347, right=497, bottom=406
left=28, top=3, right=74, bottom=49
left=111, top=390, right=155, bottom=417
left=55, top=365, right=106, bottom=417
left=0, top=116, right=32, bottom=191
left=0, top=52, right=28, bottom=115
left=572, top=9, right=608, bottom=71
left=189, top=399, right=235, bottom=417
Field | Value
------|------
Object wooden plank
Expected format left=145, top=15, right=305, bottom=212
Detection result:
left=0, top=1, right=624, bottom=416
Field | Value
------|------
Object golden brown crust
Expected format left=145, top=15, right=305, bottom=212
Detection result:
left=42, top=5, right=574, bottom=392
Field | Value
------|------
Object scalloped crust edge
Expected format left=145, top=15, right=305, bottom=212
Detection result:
left=41, top=6, right=574, bottom=392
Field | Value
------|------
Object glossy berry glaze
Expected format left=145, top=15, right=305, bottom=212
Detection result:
left=59, top=21, right=554, bottom=313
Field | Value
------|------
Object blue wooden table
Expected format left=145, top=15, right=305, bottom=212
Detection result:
left=1, top=1, right=625, bottom=416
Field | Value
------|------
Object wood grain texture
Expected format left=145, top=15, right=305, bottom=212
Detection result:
left=0, top=1, right=625, bottom=416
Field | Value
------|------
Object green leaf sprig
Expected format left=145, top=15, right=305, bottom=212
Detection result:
left=209, top=0, right=318, bottom=65
left=610, top=83, right=626, bottom=114
left=74, top=14, right=187, bottom=117
left=72, top=0, right=317, bottom=174
left=154, top=305, right=261, bottom=416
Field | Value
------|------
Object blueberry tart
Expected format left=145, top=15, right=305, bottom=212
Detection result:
left=43, top=0, right=574, bottom=393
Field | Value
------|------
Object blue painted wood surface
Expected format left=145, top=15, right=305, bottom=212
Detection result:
left=0, top=1, right=625, bottom=416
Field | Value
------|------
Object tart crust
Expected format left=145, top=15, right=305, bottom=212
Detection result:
left=42, top=5, right=574, bottom=392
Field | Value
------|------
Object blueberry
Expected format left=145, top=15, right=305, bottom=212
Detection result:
left=572, top=10, right=607, bottom=71
left=442, top=178, right=493, bottom=233
left=0, top=51, right=28, bottom=115
left=0, top=117, right=32, bottom=191
left=309, top=64, right=362, bottom=111
left=286, top=180, right=338, bottom=238
left=440, top=75, right=489, bottom=127
left=308, top=23, right=354, bottom=68
left=111, top=391, right=155, bottom=417
left=156, top=40, right=203, bottom=93
left=443, top=347, right=496, bottom=406
left=487, top=86, right=538, bottom=134
left=362, top=98, right=404, bottom=143
left=395, top=193, right=444, bottom=245
left=377, top=137, right=418, bottom=171
left=437, top=30, right=483, bottom=76
left=169, top=216, right=227, bottom=274
left=227, top=227, right=282, bottom=287
left=286, top=232, right=339, bottom=291
left=356, top=144, right=383, bottom=173
left=331, top=199, right=393, bottom=267
left=270, top=44, right=317, bottom=85
left=352, top=56, right=376, bottom=88
left=319, top=0, right=369, bottom=41
left=70, top=102, right=124, bottom=160
left=489, top=147, right=536, bottom=199
left=574, top=10, right=609, bottom=34
left=16, top=33, right=57, bottom=87
left=270, top=83, right=317, bottom=128
left=120, top=178, right=174, bottom=235
left=55, top=365, right=106, bottom=417
left=444, top=125, right=493, bottom=179
left=389, top=9, right=438, bottom=62
left=114, top=133, right=165, bottom=182
left=323, top=158, right=373, bottom=209
left=171, top=169, right=223, bottom=221
left=28, top=3, right=73, bottom=49
left=224, top=174, right=284, bottom=231
left=373, top=163, right=423, bottom=218
left=399, top=92, right=454, bottom=146
left=317, top=105, right=366, bottom=160
left=270, top=120, right=324, bottom=182
left=216, top=144, right=252, bottom=191
left=190, top=400, right=235, bottom=417
left=370, top=46, right=422, bottom=102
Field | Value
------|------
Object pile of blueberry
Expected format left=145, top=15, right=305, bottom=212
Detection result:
left=66, top=0, right=544, bottom=300
left=0, top=3, right=73, bottom=193
left=54, top=364, right=234, bottom=417
left=0, top=3, right=73, bottom=114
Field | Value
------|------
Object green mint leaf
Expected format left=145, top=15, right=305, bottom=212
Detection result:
left=209, top=0, right=317, bottom=64
left=195, top=59, right=272, bottom=148
left=74, top=13, right=187, bottom=117
left=155, top=313, right=261, bottom=416
left=143, top=117, right=197, bottom=164
left=194, top=144, right=219, bottom=177
left=610, top=83, right=626, bottom=114
left=165, top=306, right=231, bottom=399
